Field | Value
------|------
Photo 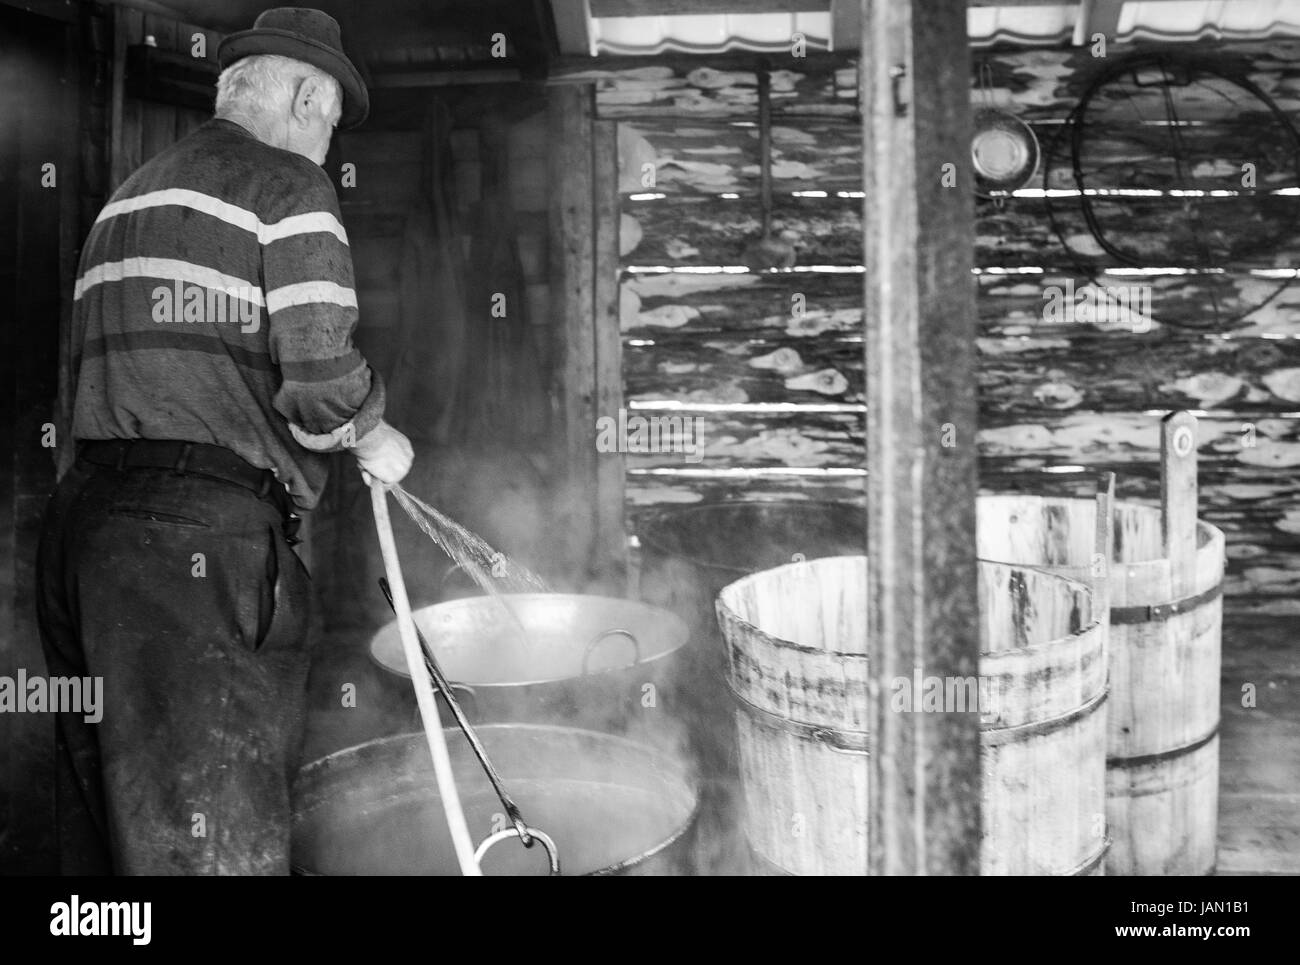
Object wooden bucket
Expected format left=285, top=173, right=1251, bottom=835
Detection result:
left=715, top=556, right=869, bottom=876
left=636, top=501, right=865, bottom=873
left=975, top=413, right=1226, bottom=875
left=715, top=555, right=1107, bottom=876
left=634, top=500, right=864, bottom=772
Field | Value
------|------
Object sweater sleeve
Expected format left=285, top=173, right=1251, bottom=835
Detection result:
left=260, top=161, right=384, bottom=440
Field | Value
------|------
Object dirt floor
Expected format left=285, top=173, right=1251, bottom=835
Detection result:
left=1214, top=614, right=1300, bottom=875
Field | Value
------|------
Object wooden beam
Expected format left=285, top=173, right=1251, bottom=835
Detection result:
left=547, top=87, right=626, bottom=590
left=108, top=4, right=130, bottom=191
left=595, top=0, right=1210, bottom=7
left=591, top=0, right=830, bottom=14
left=547, top=49, right=855, bottom=81
left=592, top=118, right=627, bottom=590
left=831, top=0, right=861, bottom=52
left=861, top=0, right=982, bottom=876
left=548, top=84, right=599, bottom=588
left=970, top=0, right=1194, bottom=5
left=552, top=0, right=593, bottom=56
left=0, top=0, right=76, bottom=22
left=370, top=68, right=524, bottom=89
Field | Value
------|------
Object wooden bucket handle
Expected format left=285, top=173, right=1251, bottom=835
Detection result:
left=1161, top=411, right=1199, bottom=599
left=1092, top=471, right=1116, bottom=621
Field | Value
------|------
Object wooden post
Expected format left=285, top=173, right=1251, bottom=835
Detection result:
left=861, top=0, right=982, bottom=875
left=592, top=119, right=628, bottom=590
left=548, top=84, right=596, bottom=589
left=548, top=86, right=626, bottom=591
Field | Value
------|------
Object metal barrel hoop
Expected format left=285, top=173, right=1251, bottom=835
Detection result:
left=809, top=726, right=870, bottom=756
left=474, top=826, right=561, bottom=876
left=581, top=627, right=642, bottom=675
left=729, top=683, right=869, bottom=755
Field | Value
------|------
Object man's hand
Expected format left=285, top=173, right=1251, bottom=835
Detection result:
left=288, top=419, right=413, bottom=485
left=349, top=421, right=413, bottom=485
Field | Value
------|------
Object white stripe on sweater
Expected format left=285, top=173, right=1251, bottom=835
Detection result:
left=95, top=189, right=349, bottom=246
left=259, top=211, right=348, bottom=245
left=73, top=257, right=264, bottom=304
left=264, top=280, right=358, bottom=314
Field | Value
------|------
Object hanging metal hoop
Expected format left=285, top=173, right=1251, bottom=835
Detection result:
left=475, top=826, right=561, bottom=876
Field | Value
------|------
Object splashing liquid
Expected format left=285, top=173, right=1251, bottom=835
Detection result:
left=388, top=483, right=549, bottom=643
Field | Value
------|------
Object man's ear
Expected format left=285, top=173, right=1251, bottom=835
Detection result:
left=291, top=75, right=327, bottom=126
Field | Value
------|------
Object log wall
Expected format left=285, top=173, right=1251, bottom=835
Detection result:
left=606, top=43, right=1300, bottom=613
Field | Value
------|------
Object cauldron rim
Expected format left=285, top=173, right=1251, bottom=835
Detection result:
left=366, top=592, right=691, bottom=686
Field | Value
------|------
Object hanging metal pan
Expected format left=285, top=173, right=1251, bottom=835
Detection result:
left=972, top=107, right=1040, bottom=198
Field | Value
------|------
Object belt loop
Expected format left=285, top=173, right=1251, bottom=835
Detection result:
left=115, top=442, right=127, bottom=471
left=175, top=442, right=193, bottom=475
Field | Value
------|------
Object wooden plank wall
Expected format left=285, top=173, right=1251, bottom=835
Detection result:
left=108, top=7, right=218, bottom=192
left=595, top=43, right=1300, bottom=614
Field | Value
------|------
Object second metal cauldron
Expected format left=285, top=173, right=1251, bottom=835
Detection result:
left=368, top=593, right=691, bottom=739
left=292, top=724, right=700, bottom=875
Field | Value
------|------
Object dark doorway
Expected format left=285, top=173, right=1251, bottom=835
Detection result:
left=0, top=3, right=76, bottom=874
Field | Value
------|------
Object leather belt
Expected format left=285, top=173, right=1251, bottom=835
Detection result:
left=78, top=438, right=301, bottom=544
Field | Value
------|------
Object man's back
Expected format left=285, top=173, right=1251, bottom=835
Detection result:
left=71, top=117, right=380, bottom=509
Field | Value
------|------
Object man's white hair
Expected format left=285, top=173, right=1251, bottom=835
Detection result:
left=215, top=54, right=341, bottom=123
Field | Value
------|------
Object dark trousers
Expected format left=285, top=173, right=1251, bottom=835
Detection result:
left=36, top=458, right=313, bottom=874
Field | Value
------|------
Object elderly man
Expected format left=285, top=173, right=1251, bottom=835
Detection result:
left=36, top=8, right=410, bottom=874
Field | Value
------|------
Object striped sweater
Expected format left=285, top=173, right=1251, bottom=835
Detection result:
left=71, top=118, right=384, bottom=510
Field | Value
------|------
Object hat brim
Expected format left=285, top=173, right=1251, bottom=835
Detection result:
left=218, top=28, right=368, bottom=129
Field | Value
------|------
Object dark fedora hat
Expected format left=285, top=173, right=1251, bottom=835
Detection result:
left=218, top=7, right=368, bottom=129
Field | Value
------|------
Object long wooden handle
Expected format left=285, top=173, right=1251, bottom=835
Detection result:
left=370, top=480, right=481, bottom=876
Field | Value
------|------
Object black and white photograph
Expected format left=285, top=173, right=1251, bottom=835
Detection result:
left=0, top=0, right=1294, bottom=925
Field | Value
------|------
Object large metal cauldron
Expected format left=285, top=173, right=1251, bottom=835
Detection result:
left=368, top=594, right=691, bottom=740
left=292, top=724, right=700, bottom=876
